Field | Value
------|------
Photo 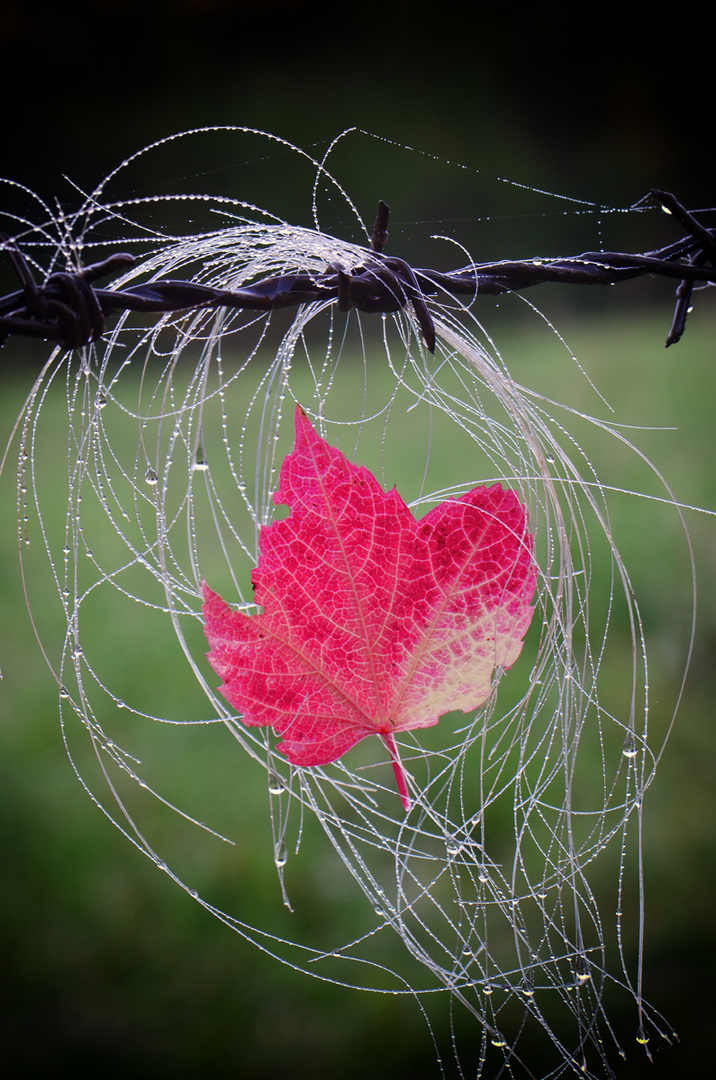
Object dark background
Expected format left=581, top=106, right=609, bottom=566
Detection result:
left=2, top=1, right=712, bottom=238
left=1, top=3, right=714, bottom=1079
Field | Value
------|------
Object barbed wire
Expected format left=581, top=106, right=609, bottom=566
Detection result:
left=1, top=189, right=714, bottom=354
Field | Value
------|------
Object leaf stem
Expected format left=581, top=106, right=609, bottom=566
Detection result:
left=383, top=732, right=411, bottom=813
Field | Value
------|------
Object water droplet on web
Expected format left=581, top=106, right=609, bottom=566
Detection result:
left=59, top=686, right=69, bottom=699
left=636, top=1028, right=649, bottom=1045
left=274, top=842, right=288, bottom=867
left=193, top=432, right=209, bottom=470
left=145, top=467, right=159, bottom=485
left=483, top=984, right=493, bottom=995
left=94, top=393, right=107, bottom=410
left=490, top=1035, right=507, bottom=1048
left=478, top=865, right=489, bottom=883
left=268, top=772, right=285, bottom=794
left=622, top=732, right=638, bottom=758
left=575, top=955, right=591, bottom=983
left=521, top=976, right=535, bottom=996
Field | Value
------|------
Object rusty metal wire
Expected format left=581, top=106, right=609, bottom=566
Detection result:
left=1, top=190, right=714, bottom=354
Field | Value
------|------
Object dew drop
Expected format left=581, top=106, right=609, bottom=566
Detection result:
left=575, top=956, right=591, bottom=983
left=274, top=842, right=288, bottom=868
left=268, top=772, right=285, bottom=794
left=622, top=732, right=638, bottom=758
left=145, top=467, right=159, bottom=485
left=94, top=393, right=107, bottom=410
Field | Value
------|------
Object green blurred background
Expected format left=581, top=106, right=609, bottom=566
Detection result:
left=1, top=3, right=714, bottom=1078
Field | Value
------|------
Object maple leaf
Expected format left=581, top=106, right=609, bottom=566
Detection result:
left=203, top=406, right=536, bottom=812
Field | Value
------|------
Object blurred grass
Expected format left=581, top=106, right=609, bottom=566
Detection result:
left=1, top=307, right=715, bottom=1079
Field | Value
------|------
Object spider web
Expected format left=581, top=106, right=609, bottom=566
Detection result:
left=3, top=128, right=697, bottom=1078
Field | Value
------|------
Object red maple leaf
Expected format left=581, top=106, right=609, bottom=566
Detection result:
left=203, top=406, right=536, bottom=811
